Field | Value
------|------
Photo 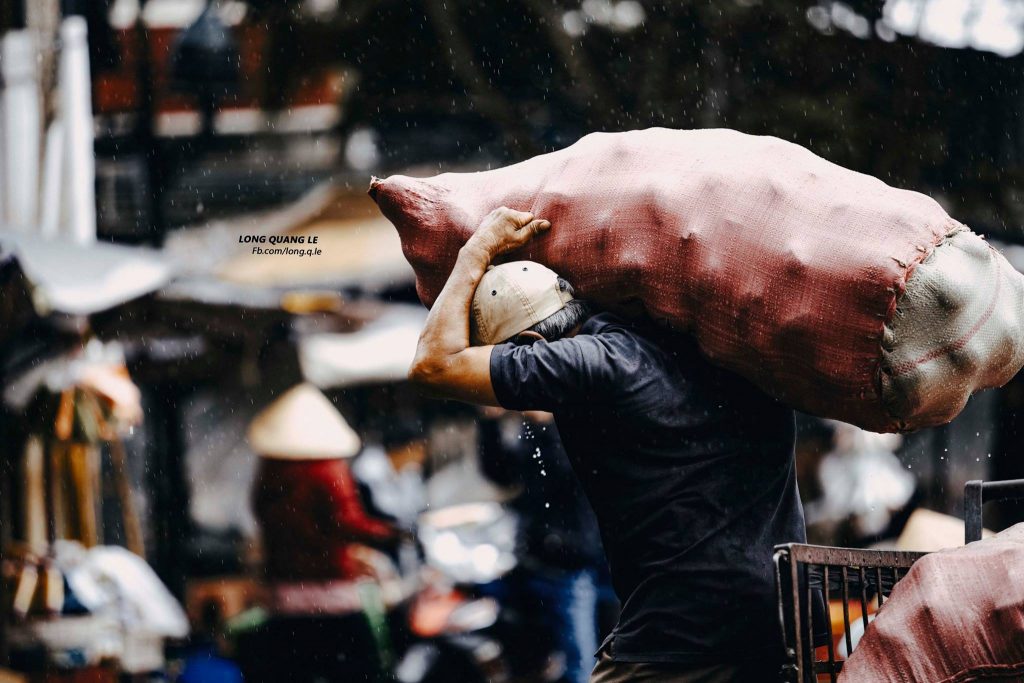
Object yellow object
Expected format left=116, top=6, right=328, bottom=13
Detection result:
left=0, top=667, right=28, bottom=683
left=897, top=508, right=991, bottom=552
left=248, top=383, right=361, bottom=459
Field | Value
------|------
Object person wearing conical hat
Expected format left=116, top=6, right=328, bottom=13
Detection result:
left=248, top=383, right=399, bottom=683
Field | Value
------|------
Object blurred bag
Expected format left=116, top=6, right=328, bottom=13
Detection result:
left=371, top=128, right=1024, bottom=432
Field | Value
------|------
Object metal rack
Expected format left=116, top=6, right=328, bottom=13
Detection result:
left=774, top=543, right=926, bottom=682
left=777, top=478, right=1024, bottom=682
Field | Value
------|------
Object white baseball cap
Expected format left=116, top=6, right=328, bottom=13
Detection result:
left=471, top=261, right=574, bottom=345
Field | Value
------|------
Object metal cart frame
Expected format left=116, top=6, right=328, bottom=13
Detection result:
left=964, top=478, right=1024, bottom=543
left=775, top=477, right=1024, bottom=683
left=774, top=543, right=925, bottom=682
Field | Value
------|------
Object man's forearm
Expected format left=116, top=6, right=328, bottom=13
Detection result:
left=408, top=240, right=492, bottom=385
left=419, top=242, right=491, bottom=359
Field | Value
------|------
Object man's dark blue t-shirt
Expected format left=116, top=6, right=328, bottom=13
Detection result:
left=489, top=313, right=806, bottom=665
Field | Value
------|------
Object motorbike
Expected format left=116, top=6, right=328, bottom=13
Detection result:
left=391, top=501, right=562, bottom=683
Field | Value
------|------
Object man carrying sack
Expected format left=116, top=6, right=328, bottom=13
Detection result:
left=408, top=208, right=807, bottom=682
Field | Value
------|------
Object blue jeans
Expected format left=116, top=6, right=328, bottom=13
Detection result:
left=523, top=567, right=599, bottom=683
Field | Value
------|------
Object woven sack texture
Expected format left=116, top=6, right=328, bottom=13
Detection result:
left=838, top=524, right=1024, bottom=683
left=370, top=128, right=1024, bottom=432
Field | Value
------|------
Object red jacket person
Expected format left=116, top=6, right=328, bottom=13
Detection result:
left=248, top=384, right=399, bottom=682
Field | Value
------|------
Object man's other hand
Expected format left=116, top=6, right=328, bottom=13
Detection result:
left=466, top=207, right=551, bottom=257
left=408, top=207, right=541, bottom=407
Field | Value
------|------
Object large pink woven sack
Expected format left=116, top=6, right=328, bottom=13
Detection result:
left=370, top=128, right=1024, bottom=432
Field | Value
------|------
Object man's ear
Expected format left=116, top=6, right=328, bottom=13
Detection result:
left=513, top=330, right=546, bottom=344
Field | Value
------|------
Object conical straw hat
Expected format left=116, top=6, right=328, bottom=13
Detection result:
left=248, top=383, right=360, bottom=459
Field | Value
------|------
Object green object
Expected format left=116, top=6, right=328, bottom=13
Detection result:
left=224, top=606, right=269, bottom=636
left=357, top=580, right=393, bottom=669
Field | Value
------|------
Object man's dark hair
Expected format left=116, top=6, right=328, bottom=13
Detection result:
left=381, top=414, right=426, bottom=450
left=524, top=278, right=591, bottom=342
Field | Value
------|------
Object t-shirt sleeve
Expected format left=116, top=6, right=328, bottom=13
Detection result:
left=489, top=330, right=633, bottom=412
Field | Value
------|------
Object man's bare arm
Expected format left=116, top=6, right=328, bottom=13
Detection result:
left=408, top=207, right=550, bottom=405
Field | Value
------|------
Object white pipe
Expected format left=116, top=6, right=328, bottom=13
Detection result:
left=59, top=17, right=97, bottom=245
left=0, top=83, right=5, bottom=224
left=40, top=120, right=64, bottom=239
left=1, top=31, right=41, bottom=232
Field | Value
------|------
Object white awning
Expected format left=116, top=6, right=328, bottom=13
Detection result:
left=299, top=304, right=427, bottom=388
left=0, top=232, right=171, bottom=316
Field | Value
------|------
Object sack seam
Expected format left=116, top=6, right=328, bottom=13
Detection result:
left=873, top=218, right=966, bottom=431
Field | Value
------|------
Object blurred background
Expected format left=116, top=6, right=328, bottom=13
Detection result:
left=1, top=0, right=1024, bottom=681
